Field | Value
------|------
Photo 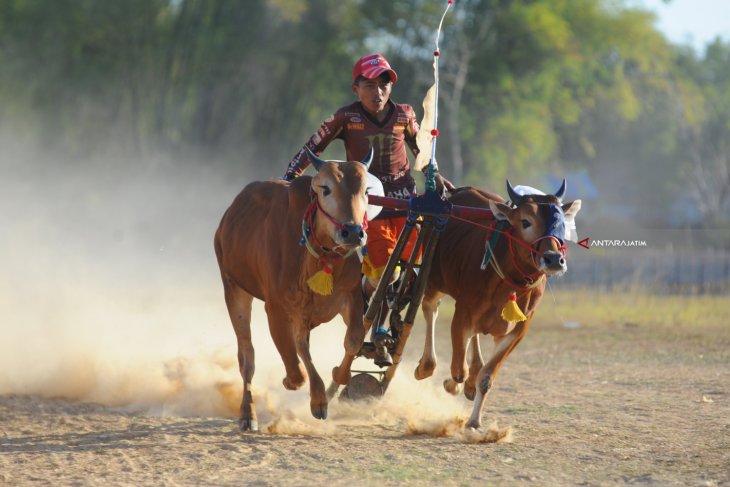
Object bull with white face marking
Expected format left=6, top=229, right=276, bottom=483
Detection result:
left=214, top=149, right=378, bottom=431
left=414, top=180, right=582, bottom=429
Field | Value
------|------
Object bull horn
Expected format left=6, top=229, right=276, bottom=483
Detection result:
left=305, top=146, right=327, bottom=172
left=360, top=146, right=374, bottom=169
left=506, top=179, right=522, bottom=206
left=554, top=178, right=567, bottom=200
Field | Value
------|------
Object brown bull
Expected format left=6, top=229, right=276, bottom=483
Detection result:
left=214, top=149, right=373, bottom=431
left=414, top=181, right=581, bottom=429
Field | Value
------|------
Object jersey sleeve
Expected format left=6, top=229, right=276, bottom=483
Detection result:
left=284, top=111, right=345, bottom=179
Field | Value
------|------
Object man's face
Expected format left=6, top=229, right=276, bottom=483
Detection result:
left=352, top=74, right=392, bottom=115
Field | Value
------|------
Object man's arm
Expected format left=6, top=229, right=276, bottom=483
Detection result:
left=283, top=112, right=344, bottom=181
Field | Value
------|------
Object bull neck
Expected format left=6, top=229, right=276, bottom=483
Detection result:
left=486, top=224, right=544, bottom=289
left=359, top=100, right=395, bottom=127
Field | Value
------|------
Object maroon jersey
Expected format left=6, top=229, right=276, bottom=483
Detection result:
left=286, top=100, right=433, bottom=217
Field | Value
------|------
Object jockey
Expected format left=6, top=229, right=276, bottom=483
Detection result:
left=283, top=53, right=454, bottom=337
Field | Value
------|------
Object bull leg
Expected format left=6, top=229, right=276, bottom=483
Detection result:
left=329, top=291, right=367, bottom=398
left=265, top=304, right=307, bottom=391
left=463, top=334, right=484, bottom=401
left=414, top=291, right=443, bottom=380
left=222, top=279, right=258, bottom=432
left=466, top=319, right=531, bottom=430
left=296, top=331, right=328, bottom=420
left=334, top=293, right=367, bottom=381
left=443, top=306, right=472, bottom=395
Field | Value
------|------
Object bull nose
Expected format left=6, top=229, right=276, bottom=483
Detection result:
left=338, top=223, right=365, bottom=245
left=543, top=251, right=566, bottom=271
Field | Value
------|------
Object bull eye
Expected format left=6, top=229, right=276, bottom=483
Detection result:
left=521, top=219, right=532, bottom=230
left=320, top=185, right=331, bottom=197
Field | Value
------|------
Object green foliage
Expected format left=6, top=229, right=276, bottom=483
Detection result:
left=401, top=0, right=680, bottom=193
left=670, top=40, right=730, bottom=226
left=0, top=0, right=727, bottom=228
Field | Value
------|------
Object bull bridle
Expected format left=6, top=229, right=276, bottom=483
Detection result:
left=501, top=200, right=568, bottom=287
left=455, top=213, right=567, bottom=290
left=300, top=193, right=368, bottom=263
left=506, top=231, right=566, bottom=287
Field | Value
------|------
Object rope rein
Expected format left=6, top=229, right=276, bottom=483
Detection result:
left=449, top=212, right=565, bottom=290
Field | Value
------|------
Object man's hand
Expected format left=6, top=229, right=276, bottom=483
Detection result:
left=435, top=173, right=455, bottom=193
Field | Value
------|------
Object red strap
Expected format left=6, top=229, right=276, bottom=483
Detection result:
left=304, top=195, right=368, bottom=255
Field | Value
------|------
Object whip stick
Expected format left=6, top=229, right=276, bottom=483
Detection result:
left=425, top=0, right=454, bottom=193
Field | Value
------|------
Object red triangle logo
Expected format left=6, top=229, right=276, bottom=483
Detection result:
left=578, top=237, right=590, bottom=249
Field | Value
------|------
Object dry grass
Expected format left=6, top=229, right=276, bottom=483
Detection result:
left=540, top=288, right=730, bottom=328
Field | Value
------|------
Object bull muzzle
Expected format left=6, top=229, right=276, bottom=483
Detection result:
left=337, top=223, right=366, bottom=247
left=541, top=250, right=567, bottom=274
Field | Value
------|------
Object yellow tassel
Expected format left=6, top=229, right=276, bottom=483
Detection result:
left=501, top=292, right=527, bottom=322
left=307, top=263, right=334, bottom=295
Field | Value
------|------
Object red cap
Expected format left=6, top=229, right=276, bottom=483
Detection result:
left=352, top=54, right=398, bottom=84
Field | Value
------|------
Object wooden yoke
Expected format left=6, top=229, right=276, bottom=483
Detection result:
left=341, top=191, right=498, bottom=399
left=361, top=191, right=453, bottom=393
left=380, top=215, right=445, bottom=392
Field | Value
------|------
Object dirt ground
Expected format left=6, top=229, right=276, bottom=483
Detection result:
left=4, top=124, right=730, bottom=486
left=3, top=142, right=727, bottom=485
left=1, top=296, right=728, bottom=487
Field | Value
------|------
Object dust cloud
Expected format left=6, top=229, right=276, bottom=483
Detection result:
left=0, top=145, right=248, bottom=417
left=0, top=144, right=477, bottom=436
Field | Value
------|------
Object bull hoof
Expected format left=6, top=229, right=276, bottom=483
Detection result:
left=311, top=404, right=328, bottom=420
left=332, top=366, right=350, bottom=386
left=464, top=384, right=476, bottom=401
left=443, top=379, right=461, bottom=395
left=465, top=419, right=481, bottom=430
left=414, top=360, right=435, bottom=381
left=282, top=376, right=304, bottom=391
left=239, top=418, right=259, bottom=433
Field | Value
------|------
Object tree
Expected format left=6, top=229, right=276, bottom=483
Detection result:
left=672, top=40, right=730, bottom=226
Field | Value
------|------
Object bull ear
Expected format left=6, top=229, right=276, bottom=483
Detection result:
left=360, top=146, right=374, bottom=169
left=488, top=199, right=512, bottom=222
left=554, top=178, right=567, bottom=200
left=305, top=146, right=327, bottom=172
left=506, top=179, right=522, bottom=206
left=562, top=199, right=581, bottom=243
left=562, top=199, right=581, bottom=219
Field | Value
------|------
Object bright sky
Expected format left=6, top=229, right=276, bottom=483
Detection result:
left=634, top=0, right=730, bottom=52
